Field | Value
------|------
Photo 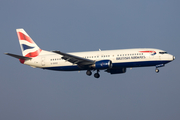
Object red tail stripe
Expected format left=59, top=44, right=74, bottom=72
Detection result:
left=25, top=49, right=42, bottom=57
left=17, top=32, right=34, bottom=43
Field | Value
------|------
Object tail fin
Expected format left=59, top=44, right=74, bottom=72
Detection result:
left=16, top=29, right=42, bottom=57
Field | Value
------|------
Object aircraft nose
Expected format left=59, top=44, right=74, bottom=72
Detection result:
left=173, top=56, right=175, bottom=60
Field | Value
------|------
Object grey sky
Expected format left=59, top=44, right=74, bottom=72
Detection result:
left=1, top=0, right=180, bottom=120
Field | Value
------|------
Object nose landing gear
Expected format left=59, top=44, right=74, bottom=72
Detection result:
left=155, top=64, right=164, bottom=73
left=155, top=68, right=159, bottom=73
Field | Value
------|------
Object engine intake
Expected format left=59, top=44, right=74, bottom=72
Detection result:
left=92, top=60, right=112, bottom=70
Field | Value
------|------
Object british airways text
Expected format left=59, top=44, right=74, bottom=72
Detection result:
left=116, top=56, right=146, bottom=60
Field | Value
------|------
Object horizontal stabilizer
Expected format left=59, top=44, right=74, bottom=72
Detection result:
left=4, top=53, right=32, bottom=60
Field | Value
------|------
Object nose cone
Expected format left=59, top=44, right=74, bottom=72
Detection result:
left=173, top=56, right=175, bottom=60
left=169, top=54, right=175, bottom=61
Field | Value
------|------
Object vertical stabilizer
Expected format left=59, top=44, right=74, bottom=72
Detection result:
left=16, top=29, right=42, bottom=57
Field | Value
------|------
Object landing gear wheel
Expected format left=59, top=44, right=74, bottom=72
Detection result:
left=94, top=73, right=100, bottom=78
left=155, top=68, right=159, bottom=73
left=86, top=70, right=92, bottom=76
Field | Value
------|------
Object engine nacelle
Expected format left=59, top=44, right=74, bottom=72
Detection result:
left=106, top=68, right=126, bottom=74
left=92, top=60, right=112, bottom=70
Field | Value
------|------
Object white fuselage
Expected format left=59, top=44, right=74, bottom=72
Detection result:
left=5, top=29, right=175, bottom=78
left=23, top=48, right=174, bottom=71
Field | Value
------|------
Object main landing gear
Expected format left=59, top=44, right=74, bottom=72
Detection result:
left=86, top=70, right=100, bottom=78
left=86, top=70, right=92, bottom=76
left=94, top=70, right=100, bottom=78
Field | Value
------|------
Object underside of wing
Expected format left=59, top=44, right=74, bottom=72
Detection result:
left=52, top=51, right=95, bottom=66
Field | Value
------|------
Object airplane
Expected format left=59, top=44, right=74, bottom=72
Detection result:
left=5, top=29, right=175, bottom=78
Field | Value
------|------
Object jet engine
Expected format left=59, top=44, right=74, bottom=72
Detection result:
left=92, top=60, right=112, bottom=70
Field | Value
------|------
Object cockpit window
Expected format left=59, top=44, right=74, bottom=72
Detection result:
left=159, top=52, right=168, bottom=54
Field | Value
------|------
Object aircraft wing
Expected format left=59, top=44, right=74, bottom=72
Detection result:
left=52, top=51, right=95, bottom=66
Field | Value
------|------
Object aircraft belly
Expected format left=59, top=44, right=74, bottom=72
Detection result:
left=112, top=60, right=171, bottom=68
left=43, top=60, right=171, bottom=71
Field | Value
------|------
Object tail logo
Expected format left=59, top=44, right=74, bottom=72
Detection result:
left=17, top=29, right=42, bottom=57
left=22, top=44, right=34, bottom=51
